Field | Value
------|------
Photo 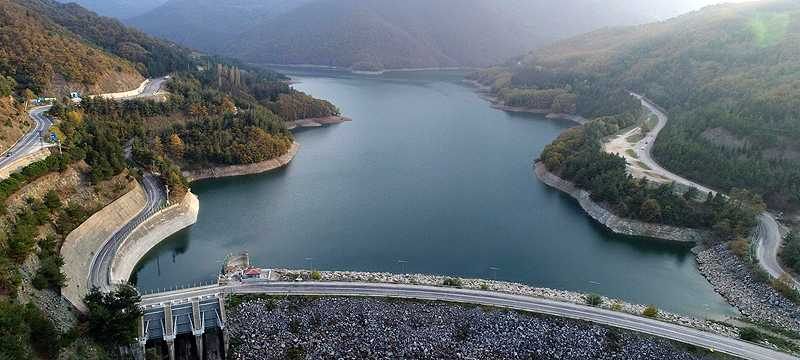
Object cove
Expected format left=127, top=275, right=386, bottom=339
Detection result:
left=132, top=69, right=735, bottom=319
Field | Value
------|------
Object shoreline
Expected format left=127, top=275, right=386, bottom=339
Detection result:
left=258, top=63, right=477, bottom=75
left=463, top=80, right=588, bottom=125
left=286, top=116, right=351, bottom=130
left=183, top=141, right=300, bottom=182
left=534, top=162, right=710, bottom=242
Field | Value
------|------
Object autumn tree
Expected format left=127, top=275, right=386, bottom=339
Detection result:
left=168, top=133, right=185, bottom=160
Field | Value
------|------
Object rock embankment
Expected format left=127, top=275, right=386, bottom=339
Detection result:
left=534, top=162, right=710, bottom=242
left=267, top=269, right=738, bottom=338
left=697, top=244, right=800, bottom=333
left=228, top=297, right=711, bottom=360
left=183, top=142, right=299, bottom=182
left=110, top=191, right=199, bottom=284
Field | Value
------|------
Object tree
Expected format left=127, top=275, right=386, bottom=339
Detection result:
left=84, top=285, right=143, bottom=346
left=44, top=190, right=62, bottom=210
left=168, top=133, right=185, bottom=160
left=0, top=76, right=16, bottom=97
left=639, top=199, right=662, bottom=222
left=152, top=136, right=164, bottom=157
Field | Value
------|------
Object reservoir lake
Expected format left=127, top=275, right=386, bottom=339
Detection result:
left=133, top=69, right=735, bottom=319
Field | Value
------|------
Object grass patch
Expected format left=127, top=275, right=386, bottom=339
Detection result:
left=625, top=149, right=639, bottom=159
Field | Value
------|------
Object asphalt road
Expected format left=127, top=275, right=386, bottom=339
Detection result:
left=631, top=93, right=794, bottom=288
left=125, top=76, right=169, bottom=100
left=755, top=213, right=799, bottom=287
left=0, top=105, right=53, bottom=170
left=88, top=174, right=165, bottom=291
left=631, top=94, right=716, bottom=195
left=140, top=281, right=798, bottom=360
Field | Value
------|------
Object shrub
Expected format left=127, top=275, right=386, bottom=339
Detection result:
left=309, top=271, right=322, bottom=281
left=286, top=345, right=305, bottom=360
left=771, top=274, right=800, bottom=303
left=442, top=278, right=463, bottom=287
left=730, top=239, right=750, bottom=259
left=585, top=294, right=603, bottom=306
left=642, top=305, right=658, bottom=318
left=739, top=327, right=763, bottom=342
left=480, top=283, right=490, bottom=291
left=611, top=302, right=623, bottom=311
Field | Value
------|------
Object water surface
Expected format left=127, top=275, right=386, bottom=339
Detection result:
left=133, top=70, right=735, bottom=319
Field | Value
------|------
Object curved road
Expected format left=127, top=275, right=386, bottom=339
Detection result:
left=125, top=76, right=169, bottom=100
left=140, top=281, right=797, bottom=360
left=630, top=93, right=793, bottom=287
left=88, top=174, right=165, bottom=292
left=0, top=77, right=169, bottom=175
left=0, top=106, right=53, bottom=169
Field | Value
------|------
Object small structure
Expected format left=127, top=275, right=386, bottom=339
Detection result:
left=69, top=91, right=82, bottom=103
left=243, top=267, right=261, bottom=278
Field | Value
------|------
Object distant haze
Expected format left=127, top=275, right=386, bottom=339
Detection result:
left=59, top=0, right=760, bottom=70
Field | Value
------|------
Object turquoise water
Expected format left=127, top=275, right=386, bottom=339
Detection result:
left=132, top=70, right=735, bottom=319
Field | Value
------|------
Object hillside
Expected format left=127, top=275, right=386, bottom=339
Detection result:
left=17, top=0, right=194, bottom=77
left=0, top=0, right=143, bottom=96
left=54, top=0, right=166, bottom=19
left=473, top=0, right=800, bottom=210
left=0, top=96, right=29, bottom=154
left=129, top=0, right=648, bottom=71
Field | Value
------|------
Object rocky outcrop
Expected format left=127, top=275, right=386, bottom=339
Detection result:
left=534, top=162, right=710, bottom=243
left=183, top=142, right=299, bottom=182
left=110, top=191, right=199, bottom=284
left=61, top=182, right=147, bottom=310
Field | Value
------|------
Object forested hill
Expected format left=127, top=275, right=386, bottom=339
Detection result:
left=128, top=0, right=648, bottom=71
left=0, top=0, right=143, bottom=96
left=16, top=0, right=194, bottom=78
left=53, top=0, right=167, bottom=19
left=473, top=0, right=800, bottom=210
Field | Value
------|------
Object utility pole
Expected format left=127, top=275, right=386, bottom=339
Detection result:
left=397, top=259, right=409, bottom=274
left=489, top=266, right=500, bottom=281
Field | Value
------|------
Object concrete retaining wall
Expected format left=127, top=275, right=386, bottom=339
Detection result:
left=61, top=182, right=147, bottom=310
left=110, top=191, right=200, bottom=284
left=183, top=142, right=299, bottom=182
left=534, top=162, right=710, bottom=242
left=95, top=79, right=149, bottom=100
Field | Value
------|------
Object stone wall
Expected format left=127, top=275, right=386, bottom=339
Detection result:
left=61, top=182, right=147, bottom=310
left=110, top=191, right=199, bottom=284
left=534, top=162, right=710, bottom=243
left=183, top=142, right=299, bottom=182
